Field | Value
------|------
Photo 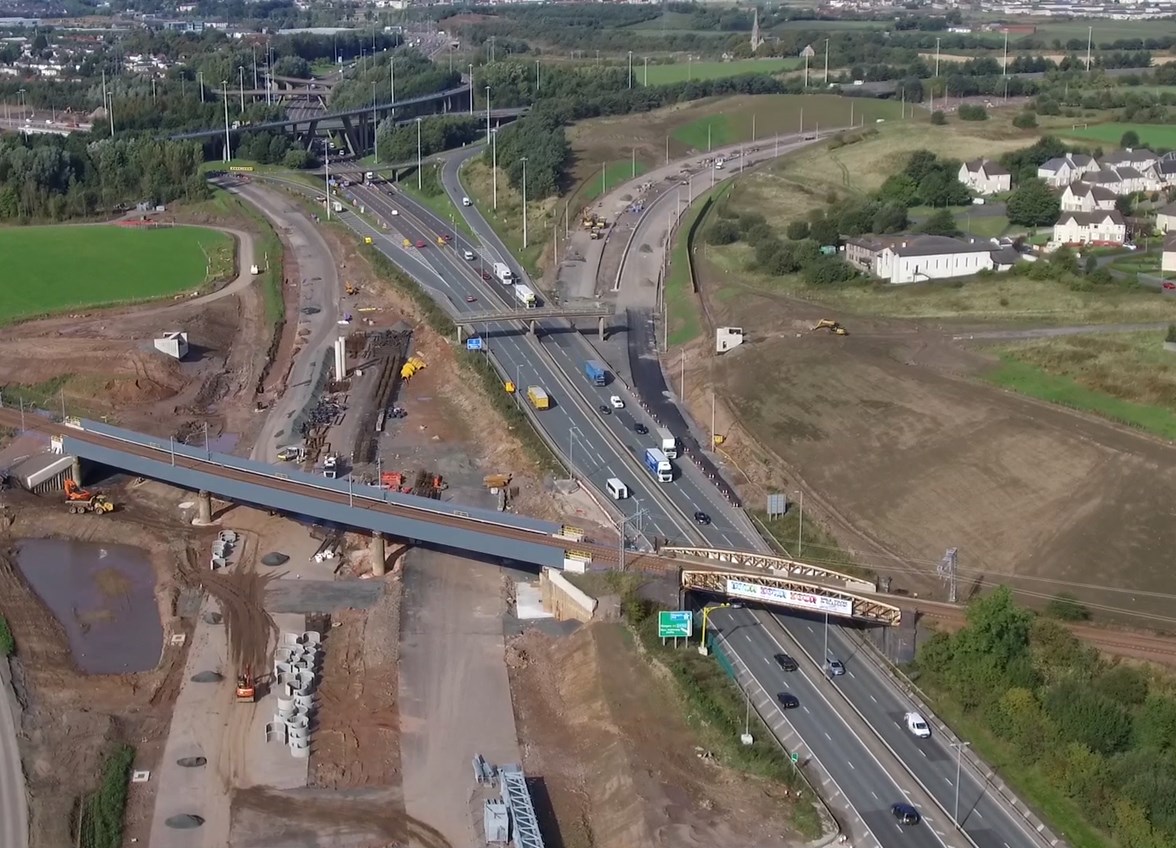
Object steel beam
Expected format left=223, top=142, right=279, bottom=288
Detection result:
left=663, top=545, right=877, bottom=592
left=681, top=569, right=901, bottom=625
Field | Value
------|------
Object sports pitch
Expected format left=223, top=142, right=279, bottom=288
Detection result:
left=1063, top=122, right=1176, bottom=148
left=642, top=57, right=801, bottom=86
left=0, top=224, right=234, bottom=322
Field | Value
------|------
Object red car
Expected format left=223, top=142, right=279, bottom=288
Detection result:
left=481, top=271, right=492, bottom=282
left=1164, top=282, right=1176, bottom=291
left=415, top=240, right=427, bottom=249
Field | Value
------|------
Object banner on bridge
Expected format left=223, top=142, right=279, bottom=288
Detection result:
left=726, top=579, right=853, bottom=617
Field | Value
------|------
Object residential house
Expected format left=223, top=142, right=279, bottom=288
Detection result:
left=1052, top=210, right=1127, bottom=246
left=1037, top=154, right=1096, bottom=188
left=1061, top=181, right=1117, bottom=213
left=844, top=235, right=893, bottom=273
left=1156, top=201, right=1176, bottom=233
left=1083, top=168, right=1128, bottom=195
left=1157, top=157, right=1176, bottom=188
left=1102, top=148, right=1159, bottom=179
left=958, top=158, right=1011, bottom=195
left=1163, top=232, right=1176, bottom=274
left=873, top=235, right=997, bottom=284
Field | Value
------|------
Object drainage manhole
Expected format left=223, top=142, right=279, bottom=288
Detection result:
left=177, top=757, right=207, bottom=767
left=165, top=815, right=204, bottom=829
left=261, top=552, right=289, bottom=566
left=190, top=671, right=223, bottom=683
left=202, top=612, right=223, bottom=625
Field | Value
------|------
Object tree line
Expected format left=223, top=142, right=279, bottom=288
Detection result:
left=329, top=50, right=460, bottom=114
left=917, top=587, right=1176, bottom=848
left=0, top=134, right=206, bottom=221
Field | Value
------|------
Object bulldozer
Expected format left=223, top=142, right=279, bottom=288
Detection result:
left=812, top=319, right=849, bottom=336
left=235, top=667, right=257, bottom=703
left=63, top=479, right=115, bottom=515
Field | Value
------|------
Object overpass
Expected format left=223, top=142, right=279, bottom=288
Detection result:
left=457, top=304, right=615, bottom=339
left=0, top=408, right=902, bottom=622
left=169, top=84, right=475, bottom=155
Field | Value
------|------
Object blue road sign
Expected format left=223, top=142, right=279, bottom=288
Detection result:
left=466, top=337, right=484, bottom=351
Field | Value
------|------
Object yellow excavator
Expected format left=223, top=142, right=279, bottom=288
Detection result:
left=63, top=479, right=115, bottom=515
left=812, top=319, right=849, bottom=336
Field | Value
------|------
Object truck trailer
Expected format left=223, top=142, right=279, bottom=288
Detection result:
left=584, top=360, right=607, bottom=386
left=493, top=262, right=514, bottom=284
left=643, top=447, right=673, bottom=483
left=514, top=284, right=538, bottom=308
left=656, top=427, right=678, bottom=459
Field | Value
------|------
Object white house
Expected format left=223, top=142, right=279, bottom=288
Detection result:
left=1061, top=182, right=1118, bottom=213
left=1037, top=154, right=1097, bottom=187
left=873, top=236, right=996, bottom=285
left=1052, top=211, right=1127, bottom=246
left=1156, top=202, right=1176, bottom=233
left=958, top=159, right=1011, bottom=195
left=1163, top=232, right=1176, bottom=274
left=1102, top=148, right=1159, bottom=178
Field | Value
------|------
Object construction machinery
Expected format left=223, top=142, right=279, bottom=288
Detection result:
left=812, top=319, right=849, bottom=336
left=63, top=479, right=115, bottom=514
left=345, top=283, right=360, bottom=296
left=235, top=668, right=257, bottom=703
left=400, top=355, right=426, bottom=380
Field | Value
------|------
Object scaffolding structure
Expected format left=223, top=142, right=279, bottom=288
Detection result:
left=499, top=765, right=544, bottom=848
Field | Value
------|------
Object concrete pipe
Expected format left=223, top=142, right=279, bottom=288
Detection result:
left=289, top=741, right=310, bottom=759
left=274, top=648, right=296, bottom=664
left=293, top=694, right=315, bottom=712
left=287, top=715, right=309, bottom=734
left=276, top=696, right=294, bottom=714
left=293, top=670, right=314, bottom=689
left=218, top=530, right=239, bottom=543
left=210, top=557, right=226, bottom=570
left=274, top=661, right=294, bottom=678
left=291, top=662, right=310, bottom=675
left=302, top=631, right=322, bottom=646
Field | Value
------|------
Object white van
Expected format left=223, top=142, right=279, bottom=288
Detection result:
left=462, top=196, right=471, bottom=207
left=606, top=478, right=629, bottom=500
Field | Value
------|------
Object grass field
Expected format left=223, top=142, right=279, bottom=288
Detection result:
left=643, top=57, right=801, bottom=86
left=987, top=331, right=1176, bottom=439
left=667, top=186, right=729, bottom=346
left=672, top=93, right=905, bottom=150
left=1034, top=19, right=1176, bottom=43
left=576, top=159, right=649, bottom=204
left=0, top=224, right=234, bottom=323
left=1063, top=122, right=1176, bottom=148
left=460, top=157, right=554, bottom=276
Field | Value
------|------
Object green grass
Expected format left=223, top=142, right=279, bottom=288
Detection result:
left=987, top=353, right=1176, bottom=440
left=773, top=19, right=888, bottom=31
left=1034, top=19, right=1176, bottom=43
left=1063, top=122, right=1176, bottom=148
left=578, top=159, right=649, bottom=204
left=0, top=224, right=233, bottom=323
left=667, top=188, right=724, bottom=346
left=672, top=94, right=904, bottom=150
left=0, top=614, right=12, bottom=657
left=79, top=744, right=135, bottom=848
left=917, top=687, right=1111, bottom=848
left=643, top=57, right=801, bottom=86
left=908, top=205, right=1012, bottom=240
left=750, top=509, right=870, bottom=581
left=201, top=189, right=284, bottom=325
left=395, top=163, right=475, bottom=239
left=460, top=157, right=547, bottom=277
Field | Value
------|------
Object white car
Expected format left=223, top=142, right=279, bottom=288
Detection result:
left=463, top=250, right=475, bottom=260
left=609, top=395, right=624, bottom=409
left=390, top=208, right=399, bottom=216
left=904, top=711, right=931, bottom=738
left=462, top=196, right=471, bottom=207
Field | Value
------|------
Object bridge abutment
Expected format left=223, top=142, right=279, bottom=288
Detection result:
left=194, top=489, right=214, bottom=526
left=69, top=457, right=82, bottom=485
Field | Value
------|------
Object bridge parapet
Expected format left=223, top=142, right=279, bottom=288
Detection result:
left=663, top=546, right=877, bottom=593
left=681, top=569, right=901, bottom=626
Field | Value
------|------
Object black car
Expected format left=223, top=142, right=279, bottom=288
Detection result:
left=598, top=405, right=611, bottom=415
left=776, top=692, right=800, bottom=709
left=634, top=423, right=649, bottom=435
left=693, top=510, right=711, bottom=525
left=891, top=803, right=921, bottom=825
left=774, top=653, right=798, bottom=672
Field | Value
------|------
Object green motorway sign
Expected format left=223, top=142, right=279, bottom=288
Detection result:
left=658, top=610, right=693, bottom=639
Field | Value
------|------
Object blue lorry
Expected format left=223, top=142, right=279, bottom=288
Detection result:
left=584, top=360, right=607, bottom=387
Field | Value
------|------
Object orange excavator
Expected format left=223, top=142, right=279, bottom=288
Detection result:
left=235, top=667, right=256, bottom=703
left=63, top=479, right=115, bottom=515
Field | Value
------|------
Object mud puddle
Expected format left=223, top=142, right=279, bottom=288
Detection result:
left=15, top=538, right=164, bottom=674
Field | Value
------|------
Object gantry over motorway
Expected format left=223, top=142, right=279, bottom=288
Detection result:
left=2, top=409, right=901, bottom=624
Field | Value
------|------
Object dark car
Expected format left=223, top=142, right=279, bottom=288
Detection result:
left=693, top=510, right=711, bottom=525
left=777, top=692, right=800, bottom=709
left=634, top=423, right=649, bottom=435
left=598, top=405, right=611, bottom=415
left=482, top=271, right=493, bottom=282
left=891, top=803, right=921, bottom=825
left=774, top=653, right=798, bottom=672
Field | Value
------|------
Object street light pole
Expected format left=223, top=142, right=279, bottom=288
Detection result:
left=416, top=117, right=423, bottom=190
left=485, top=84, right=491, bottom=142
left=491, top=128, right=498, bottom=210
left=952, top=741, right=971, bottom=824
left=222, top=80, right=231, bottom=162
left=469, top=63, right=474, bottom=115
left=372, top=81, right=378, bottom=163
left=628, top=50, right=633, bottom=88
left=796, top=489, right=804, bottom=556
left=238, top=66, right=245, bottom=114
left=521, top=156, right=529, bottom=249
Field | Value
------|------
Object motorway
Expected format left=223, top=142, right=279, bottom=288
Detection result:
left=715, top=606, right=1041, bottom=848
left=0, top=659, right=27, bottom=848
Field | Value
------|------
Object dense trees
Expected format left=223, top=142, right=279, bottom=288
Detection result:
left=377, top=116, right=481, bottom=165
left=330, top=51, right=460, bottom=113
left=916, top=587, right=1176, bottom=848
left=878, top=150, right=971, bottom=209
left=0, top=134, right=205, bottom=221
left=1006, top=178, right=1061, bottom=227
left=486, top=110, right=570, bottom=199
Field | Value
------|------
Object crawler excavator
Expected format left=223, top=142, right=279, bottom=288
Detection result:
left=235, top=667, right=257, bottom=703
left=63, top=479, right=115, bottom=515
left=812, top=319, right=849, bottom=336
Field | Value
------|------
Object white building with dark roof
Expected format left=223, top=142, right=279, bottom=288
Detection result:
left=958, top=158, right=1011, bottom=195
left=1053, top=210, right=1127, bottom=246
left=873, top=235, right=998, bottom=284
left=1061, top=181, right=1118, bottom=213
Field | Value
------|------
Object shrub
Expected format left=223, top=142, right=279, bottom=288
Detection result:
left=785, top=220, right=811, bottom=241
left=80, top=745, right=135, bottom=848
left=0, top=615, right=11, bottom=657
left=930, top=110, right=947, bottom=125
left=958, top=104, right=988, bottom=121
left=706, top=219, right=740, bottom=245
left=1045, top=593, right=1091, bottom=621
left=1013, top=111, right=1038, bottom=129
left=1167, top=324, right=1176, bottom=343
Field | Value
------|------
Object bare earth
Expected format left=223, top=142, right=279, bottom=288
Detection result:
left=507, top=623, right=803, bottom=848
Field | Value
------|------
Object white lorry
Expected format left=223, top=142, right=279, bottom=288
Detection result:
left=493, top=262, right=514, bottom=284
left=514, top=284, right=538, bottom=308
left=656, top=427, right=678, bottom=459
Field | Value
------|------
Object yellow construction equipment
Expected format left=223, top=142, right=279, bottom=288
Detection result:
left=483, top=473, right=512, bottom=489
left=812, top=319, right=848, bottom=336
left=400, top=355, right=427, bottom=380
left=345, top=283, right=359, bottom=296
left=504, top=380, right=516, bottom=394
left=63, top=479, right=115, bottom=514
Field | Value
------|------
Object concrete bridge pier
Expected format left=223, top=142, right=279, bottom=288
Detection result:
left=194, top=490, right=213, bottom=526
left=598, top=316, right=607, bottom=340
left=69, top=456, right=83, bottom=485
left=370, top=531, right=386, bottom=576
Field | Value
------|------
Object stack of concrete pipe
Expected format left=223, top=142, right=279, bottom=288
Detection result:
left=266, top=631, right=323, bottom=759
left=210, top=530, right=240, bottom=570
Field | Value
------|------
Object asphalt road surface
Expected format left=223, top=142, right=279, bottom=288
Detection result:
left=714, top=607, right=960, bottom=848
left=0, top=659, right=27, bottom=848
left=779, top=613, right=1045, bottom=848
